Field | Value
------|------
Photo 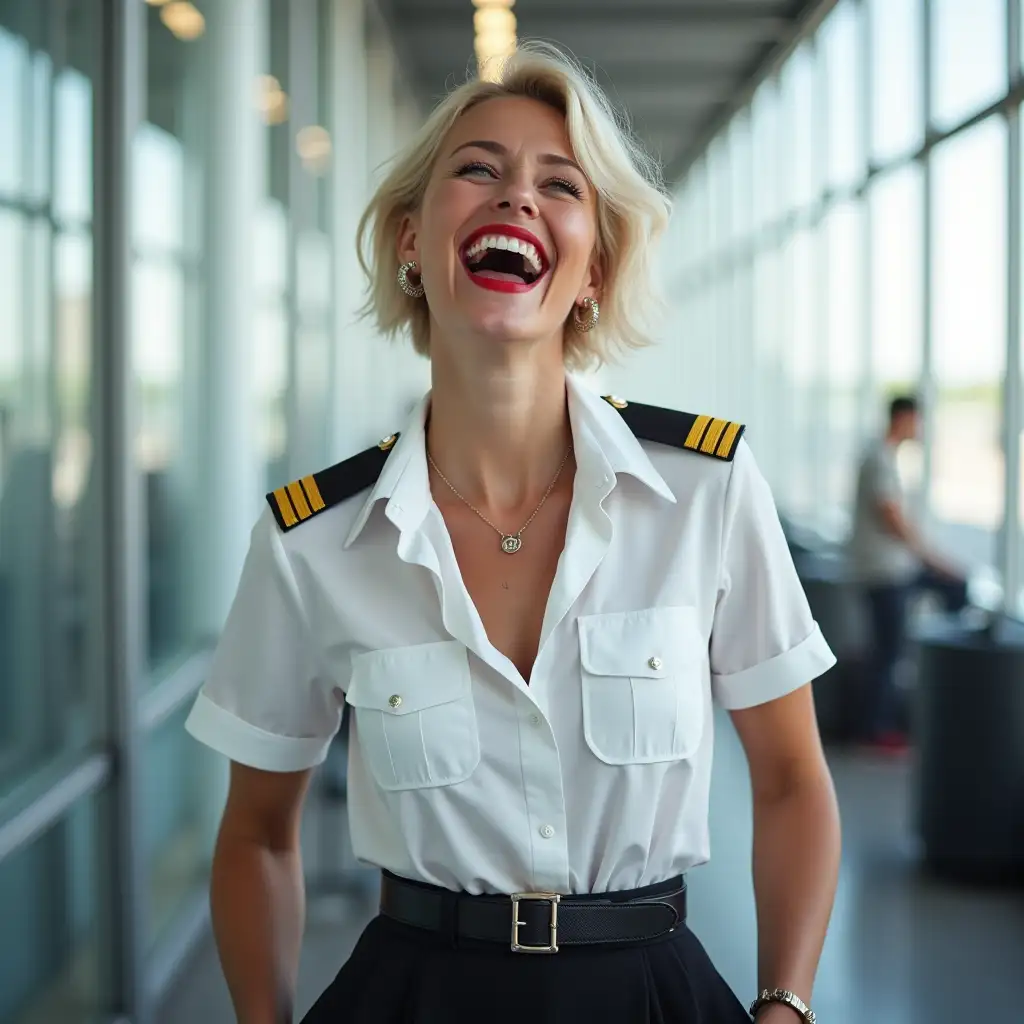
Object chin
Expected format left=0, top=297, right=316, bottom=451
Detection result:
left=465, top=307, right=556, bottom=346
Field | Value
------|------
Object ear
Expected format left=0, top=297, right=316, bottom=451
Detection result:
left=577, top=248, right=605, bottom=304
left=397, top=213, right=419, bottom=267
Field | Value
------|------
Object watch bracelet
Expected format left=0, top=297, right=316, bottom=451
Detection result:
left=748, top=987, right=816, bottom=1023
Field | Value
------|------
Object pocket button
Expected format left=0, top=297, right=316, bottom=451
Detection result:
left=648, top=656, right=663, bottom=671
left=388, top=694, right=403, bottom=708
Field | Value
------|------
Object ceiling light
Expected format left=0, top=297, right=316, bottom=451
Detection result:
left=297, top=125, right=332, bottom=176
left=160, top=2, right=205, bottom=41
left=473, top=0, right=516, bottom=80
left=256, top=74, right=290, bottom=125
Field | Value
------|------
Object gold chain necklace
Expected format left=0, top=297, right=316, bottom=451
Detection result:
left=426, top=444, right=573, bottom=554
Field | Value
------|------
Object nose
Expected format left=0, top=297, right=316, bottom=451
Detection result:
left=494, top=175, right=538, bottom=218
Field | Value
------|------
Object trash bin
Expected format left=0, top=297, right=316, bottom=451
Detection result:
left=912, top=614, right=1024, bottom=884
left=798, top=559, right=869, bottom=742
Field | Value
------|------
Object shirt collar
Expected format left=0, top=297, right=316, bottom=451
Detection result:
left=565, top=375, right=677, bottom=504
left=343, top=395, right=433, bottom=549
left=343, top=375, right=676, bottom=549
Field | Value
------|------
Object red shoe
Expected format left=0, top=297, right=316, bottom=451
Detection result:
left=872, top=731, right=911, bottom=756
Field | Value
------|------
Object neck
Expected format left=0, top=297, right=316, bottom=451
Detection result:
left=425, top=336, right=573, bottom=514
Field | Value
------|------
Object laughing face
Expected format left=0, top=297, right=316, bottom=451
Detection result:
left=398, top=96, right=603, bottom=354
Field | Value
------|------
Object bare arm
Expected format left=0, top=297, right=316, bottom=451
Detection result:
left=877, top=498, right=960, bottom=578
left=730, top=685, right=841, bottom=1021
left=211, top=761, right=314, bottom=1024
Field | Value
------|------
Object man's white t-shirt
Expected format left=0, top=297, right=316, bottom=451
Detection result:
left=848, top=439, right=919, bottom=585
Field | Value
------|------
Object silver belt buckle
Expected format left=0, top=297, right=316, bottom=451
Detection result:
left=510, top=892, right=561, bottom=953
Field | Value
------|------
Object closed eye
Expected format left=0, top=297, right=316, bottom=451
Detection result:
left=546, top=176, right=585, bottom=200
left=453, top=160, right=498, bottom=179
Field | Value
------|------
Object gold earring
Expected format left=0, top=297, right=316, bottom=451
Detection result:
left=397, top=260, right=425, bottom=298
left=573, top=297, right=599, bottom=333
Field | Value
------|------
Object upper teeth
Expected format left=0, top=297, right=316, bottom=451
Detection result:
left=465, top=234, right=545, bottom=275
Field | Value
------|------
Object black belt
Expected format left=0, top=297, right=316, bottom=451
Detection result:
left=379, top=871, right=687, bottom=953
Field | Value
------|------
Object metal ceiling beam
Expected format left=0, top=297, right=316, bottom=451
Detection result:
left=664, top=0, right=840, bottom=183
left=403, top=11, right=789, bottom=38
left=394, top=1, right=792, bottom=24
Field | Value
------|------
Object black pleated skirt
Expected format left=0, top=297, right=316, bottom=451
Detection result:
left=300, top=887, right=750, bottom=1024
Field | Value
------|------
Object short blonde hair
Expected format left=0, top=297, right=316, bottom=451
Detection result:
left=356, top=41, right=672, bottom=370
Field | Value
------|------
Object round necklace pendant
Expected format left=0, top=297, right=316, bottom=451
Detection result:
left=500, top=535, right=522, bottom=554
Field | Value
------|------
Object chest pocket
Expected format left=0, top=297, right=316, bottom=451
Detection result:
left=345, top=640, right=480, bottom=792
left=578, top=607, right=707, bottom=765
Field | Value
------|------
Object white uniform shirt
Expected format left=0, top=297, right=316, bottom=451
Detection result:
left=185, top=375, right=836, bottom=896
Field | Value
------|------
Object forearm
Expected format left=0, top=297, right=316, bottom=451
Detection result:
left=210, top=834, right=306, bottom=1024
left=751, top=771, right=841, bottom=1009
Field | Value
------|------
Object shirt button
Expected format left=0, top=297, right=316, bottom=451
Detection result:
left=648, top=656, right=663, bottom=671
left=528, top=713, right=541, bottom=727
left=539, top=824, right=556, bottom=839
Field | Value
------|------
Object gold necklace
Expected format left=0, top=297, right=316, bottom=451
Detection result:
left=426, top=444, right=573, bottom=554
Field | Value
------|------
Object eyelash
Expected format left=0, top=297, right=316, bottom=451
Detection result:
left=453, top=161, right=585, bottom=200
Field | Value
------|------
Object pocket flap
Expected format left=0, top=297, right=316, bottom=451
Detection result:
left=346, top=640, right=472, bottom=715
left=578, top=607, right=702, bottom=678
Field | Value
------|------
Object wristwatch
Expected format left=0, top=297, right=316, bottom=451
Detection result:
left=748, top=988, right=816, bottom=1023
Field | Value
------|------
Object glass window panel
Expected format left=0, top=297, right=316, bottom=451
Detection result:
left=27, top=48, right=51, bottom=207
left=1017, top=115, right=1024, bottom=615
left=869, top=165, right=924, bottom=401
left=822, top=0, right=864, bottom=190
left=708, top=136, right=730, bottom=255
left=728, top=113, right=752, bottom=243
left=134, top=7, right=213, bottom=677
left=823, top=201, right=865, bottom=523
left=781, top=43, right=819, bottom=212
left=0, top=796, right=106, bottom=1024
left=785, top=225, right=820, bottom=515
left=0, top=0, right=99, bottom=795
left=751, top=81, right=780, bottom=231
left=930, top=117, right=1006, bottom=570
left=931, top=0, right=1007, bottom=131
left=0, top=27, right=28, bottom=196
left=144, top=705, right=227, bottom=949
left=753, top=246, right=784, bottom=483
left=869, top=0, right=923, bottom=164
left=54, top=65, right=93, bottom=224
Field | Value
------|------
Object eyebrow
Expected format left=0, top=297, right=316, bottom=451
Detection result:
left=449, top=139, right=585, bottom=177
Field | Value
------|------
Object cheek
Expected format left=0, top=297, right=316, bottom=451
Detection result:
left=553, top=210, right=598, bottom=267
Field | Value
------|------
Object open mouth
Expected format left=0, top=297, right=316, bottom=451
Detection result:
left=460, top=227, right=551, bottom=292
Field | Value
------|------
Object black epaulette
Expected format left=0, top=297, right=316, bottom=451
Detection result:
left=266, top=432, right=400, bottom=532
left=602, top=396, right=745, bottom=462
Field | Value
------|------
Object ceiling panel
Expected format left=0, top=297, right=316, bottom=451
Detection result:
left=380, top=0, right=836, bottom=181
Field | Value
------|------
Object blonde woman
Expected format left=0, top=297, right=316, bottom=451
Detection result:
left=186, top=42, right=841, bottom=1024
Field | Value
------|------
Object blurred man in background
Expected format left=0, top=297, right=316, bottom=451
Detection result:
left=849, top=395, right=968, bottom=752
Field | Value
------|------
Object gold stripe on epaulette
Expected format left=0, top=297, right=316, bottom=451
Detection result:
left=287, top=481, right=312, bottom=520
left=684, top=414, right=712, bottom=451
left=700, top=418, right=728, bottom=455
left=301, top=475, right=325, bottom=512
left=272, top=487, right=298, bottom=527
left=602, top=395, right=629, bottom=410
left=717, top=421, right=742, bottom=459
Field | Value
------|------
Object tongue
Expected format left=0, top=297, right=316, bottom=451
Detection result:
left=469, top=267, right=529, bottom=283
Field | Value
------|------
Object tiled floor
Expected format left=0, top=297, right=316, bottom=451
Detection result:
left=158, top=712, right=1024, bottom=1024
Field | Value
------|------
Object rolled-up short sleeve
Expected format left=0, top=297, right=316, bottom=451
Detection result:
left=184, top=510, right=343, bottom=771
left=710, top=441, right=836, bottom=710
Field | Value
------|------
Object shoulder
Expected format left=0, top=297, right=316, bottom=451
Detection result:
left=601, top=395, right=745, bottom=463
left=265, top=432, right=399, bottom=533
